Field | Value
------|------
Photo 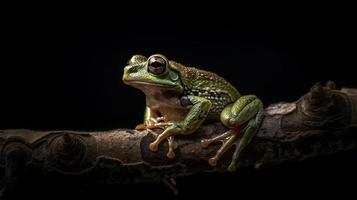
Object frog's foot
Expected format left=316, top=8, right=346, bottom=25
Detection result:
left=147, top=115, right=170, bottom=128
left=145, top=116, right=177, bottom=158
left=150, top=122, right=174, bottom=129
left=149, top=132, right=176, bottom=156
left=201, top=129, right=235, bottom=148
left=148, top=135, right=176, bottom=159
left=206, top=121, right=259, bottom=172
left=202, top=129, right=238, bottom=167
left=136, top=115, right=171, bottom=131
left=210, top=115, right=265, bottom=171
left=134, top=122, right=158, bottom=136
left=149, top=125, right=178, bottom=158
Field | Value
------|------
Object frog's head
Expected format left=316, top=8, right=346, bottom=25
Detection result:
left=123, top=54, right=183, bottom=93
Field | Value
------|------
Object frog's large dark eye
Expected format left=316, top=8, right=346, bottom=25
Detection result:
left=148, top=56, right=166, bottom=75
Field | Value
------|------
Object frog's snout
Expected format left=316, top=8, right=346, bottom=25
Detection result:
left=124, top=66, right=138, bottom=75
left=123, top=65, right=137, bottom=81
left=125, top=65, right=139, bottom=74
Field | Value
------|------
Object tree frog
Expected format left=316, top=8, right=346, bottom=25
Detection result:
left=123, top=54, right=264, bottom=171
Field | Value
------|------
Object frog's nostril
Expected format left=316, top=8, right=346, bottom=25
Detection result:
left=124, top=66, right=138, bottom=74
left=127, top=66, right=138, bottom=73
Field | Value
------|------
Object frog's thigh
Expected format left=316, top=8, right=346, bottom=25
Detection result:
left=220, top=95, right=262, bottom=128
left=221, top=95, right=264, bottom=171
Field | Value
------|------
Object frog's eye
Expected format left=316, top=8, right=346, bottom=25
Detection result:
left=148, top=56, right=166, bottom=75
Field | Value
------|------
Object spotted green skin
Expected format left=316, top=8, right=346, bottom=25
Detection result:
left=123, top=54, right=264, bottom=171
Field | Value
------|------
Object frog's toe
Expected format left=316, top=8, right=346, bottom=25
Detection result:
left=166, top=150, right=175, bottom=159
left=228, top=162, right=237, bottom=172
left=208, top=157, right=219, bottom=166
left=149, top=143, right=159, bottom=152
left=150, top=137, right=176, bottom=159
left=207, top=133, right=237, bottom=167
left=201, top=130, right=234, bottom=148
left=201, top=137, right=223, bottom=149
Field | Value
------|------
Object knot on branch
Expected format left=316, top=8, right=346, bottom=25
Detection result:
left=304, top=82, right=334, bottom=113
left=49, top=133, right=88, bottom=171
left=300, top=81, right=352, bottom=128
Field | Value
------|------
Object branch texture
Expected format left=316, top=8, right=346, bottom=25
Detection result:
left=0, top=82, right=356, bottom=196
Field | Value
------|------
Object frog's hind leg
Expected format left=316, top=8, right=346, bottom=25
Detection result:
left=205, top=95, right=264, bottom=171
left=228, top=110, right=263, bottom=171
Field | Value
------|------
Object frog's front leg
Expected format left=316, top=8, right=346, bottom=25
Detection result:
left=202, top=95, right=264, bottom=171
left=149, top=95, right=212, bottom=158
left=136, top=107, right=175, bottom=158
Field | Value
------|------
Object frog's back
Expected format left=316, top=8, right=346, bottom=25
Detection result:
left=170, top=61, right=240, bottom=120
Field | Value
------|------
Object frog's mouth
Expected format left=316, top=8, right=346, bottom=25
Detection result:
left=123, top=80, right=175, bottom=88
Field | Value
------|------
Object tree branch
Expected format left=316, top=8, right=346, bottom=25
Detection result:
left=0, top=82, right=356, bottom=197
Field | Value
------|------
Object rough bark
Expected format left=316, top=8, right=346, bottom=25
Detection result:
left=0, top=82, right=356, bottom=197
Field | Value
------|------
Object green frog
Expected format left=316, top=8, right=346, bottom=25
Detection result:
left=122, top=54, right=264, bottom=171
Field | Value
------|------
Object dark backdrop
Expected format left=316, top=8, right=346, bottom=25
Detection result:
left=1, top=13, right=356, bottom=199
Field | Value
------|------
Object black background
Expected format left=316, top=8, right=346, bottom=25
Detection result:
left=1, top=7, right=356, bottom=199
